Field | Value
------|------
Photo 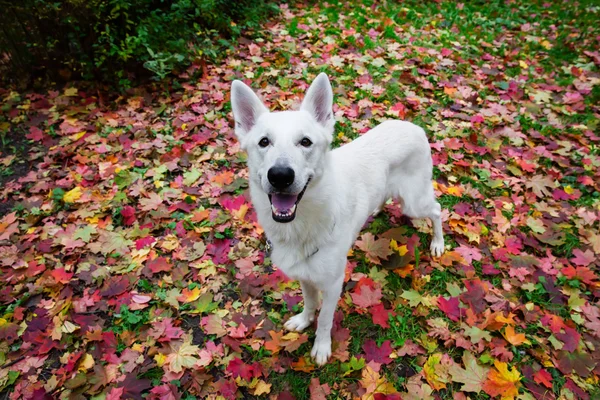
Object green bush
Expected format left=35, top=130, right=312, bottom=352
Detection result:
left=0, top=0, right=280, bottom=86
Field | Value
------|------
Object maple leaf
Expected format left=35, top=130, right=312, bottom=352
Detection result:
left=139, top=192, right=164, bottom=211
left=533, top=369, right=552, bottom=389
left=226, top=358, right=260, bottom=381
left=556, top=350, right=596, bottom=377
left=88, top=230, right=133, bottom=255
left=437, top=296, right=462, bottom=322
left=525, top=175, right=555, bottom=198
left=355, top=233, right=392, bottom=264
left=0, top=318, right=19, bottom=343
left=150, top=384, right=180, bottom=400
left=309, top=377, right=331, bottom=400
left=360, top=365, right=398, bottom=398
left=370, top=303, right=396, bottom=328
left=363, top=339, right=393, bottom=365
left=448, top=351, right=490, bottom=393
left=423, top=353, right=453, bottom=390
left=120, top=206, right=137, bottom=226
left=401, top=290, right=436, bottom=308
left=166, top=339, right=200, bottom=373
left=351, top=285, right=383, bottom=308
left=73, top=225, right=96, bottom=242
left=482, top=360, right=521, bottom=400
left=252, top=380, right=272, bottom=396
left=146, top=256, right=173, bottom=274
left=291, top=356, right=315, bottom=372
left=570, top=249, right=595, bottom=267
left=502, top=326, right=530, bottom=346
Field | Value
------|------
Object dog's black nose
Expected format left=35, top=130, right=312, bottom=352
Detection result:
left=267, top=166, right=295, bottom=189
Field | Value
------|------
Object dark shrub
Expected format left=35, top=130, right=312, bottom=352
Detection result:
left=0, top=0, right=280, bottom=86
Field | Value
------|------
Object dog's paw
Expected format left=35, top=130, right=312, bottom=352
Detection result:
left=430, top=238, right=445, bottom=257
left=311, top=339, right=332, bottom=366
left=284, top=312, right=314, bottom=332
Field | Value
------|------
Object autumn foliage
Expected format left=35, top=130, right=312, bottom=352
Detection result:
left=0, top=0, right=599, bottom=399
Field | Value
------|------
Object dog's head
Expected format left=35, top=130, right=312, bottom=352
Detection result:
left=231, top=73, right=334, bottom=223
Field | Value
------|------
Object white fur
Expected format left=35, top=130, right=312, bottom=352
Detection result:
left=231, top=73, right=444, bottom=365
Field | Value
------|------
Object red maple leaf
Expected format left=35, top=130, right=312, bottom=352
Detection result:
left=120, top=206, right=136, bottom=226
left=438, top=296, right=462, bottom=322
left=351, top=285, right=383, bottom=309
left=362, top=339, right=393, bottom=365
left=135, top=236, right=156, bottom=250
left=226, top=357, right=261, bottom=381
left=146, top=257, right=172, bottom=274
left=370, top=304, right=396, bottom=328
left=533, top=369, right=553, bottom=389
left=51, top=268, right=74, bottom=284
left=460, top=279, right=487, bottom=314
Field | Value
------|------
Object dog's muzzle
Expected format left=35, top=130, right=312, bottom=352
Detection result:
left=268, top=178, right=311, bottom=223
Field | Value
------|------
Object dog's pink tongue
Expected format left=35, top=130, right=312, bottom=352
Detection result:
left=271, top=194, right=298, bottom=211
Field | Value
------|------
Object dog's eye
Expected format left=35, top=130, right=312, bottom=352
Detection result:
left=259, top=138, right=270, bottom=148
left=300, top=138, right=312, bottom=147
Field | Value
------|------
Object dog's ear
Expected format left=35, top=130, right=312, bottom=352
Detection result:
left=231, top=80, right=269, bottom=142
left=301, top=73, right=334, bottom=131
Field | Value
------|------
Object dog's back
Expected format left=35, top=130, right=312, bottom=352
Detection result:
left=329, top=120, right=434, bottom=218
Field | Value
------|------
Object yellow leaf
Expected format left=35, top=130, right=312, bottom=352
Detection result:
left=63, top=187, right=82, bottom=203
left=540, top=40, right=552, bottom=49
left=178, top=287, right=201, bottom=303
left=390, top=239, right=408, bottom=256
left=64, top=87, right=78, bottom=96
left=253, top=380, right=271, bottom=396
left=132, top=343, right=145, bottom=352
left=519, top=60, right=528, bottom=69
left=78, top=354, right=95, bottom=371
left=154, top=353, right=167, bottom=367
left=70, top=131, right=86, bottom=141
left=424, top=353, right=449, bottom=390
left=446, top=186, right=463, bottom=196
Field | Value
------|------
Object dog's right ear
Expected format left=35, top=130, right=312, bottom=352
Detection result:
left=301, top=73, right=334, bottom=133
left=231, top=80, right=269, bottom=143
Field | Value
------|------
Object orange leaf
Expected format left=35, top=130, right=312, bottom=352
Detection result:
left=482, top=360, right=521, bottom=400
left=177, top=287, right=201, bottom=303
left=502, top=326, right=530, bottom=346
left=439, top=251, right=465, bottom=267
left=291, top=356, right=315, bottom=372
left=211, top=171, right=234, bottom=186
left=394, top=263, right=414, bottom=278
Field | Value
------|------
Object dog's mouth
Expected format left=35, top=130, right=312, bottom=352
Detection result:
left=268, top=178, right=311, bottom=223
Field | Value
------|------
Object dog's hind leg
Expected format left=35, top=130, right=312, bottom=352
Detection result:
left=284, top=280, right=318, bottom=332
left=398, top=182, right=445, bottom=257
left=311, top=275, right=344, bottom=365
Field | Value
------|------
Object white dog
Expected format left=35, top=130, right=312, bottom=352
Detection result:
left=230, top=73, right=444, bottom=365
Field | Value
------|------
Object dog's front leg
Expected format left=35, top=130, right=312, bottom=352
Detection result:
left=311, top=276, right=343, bottom=365
left=284, top=280, right=318, bottom=332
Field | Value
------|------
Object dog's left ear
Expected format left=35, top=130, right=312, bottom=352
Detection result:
left=301, top=73, right=334, bottom=132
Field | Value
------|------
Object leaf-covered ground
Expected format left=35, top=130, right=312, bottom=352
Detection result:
left=0, top=0, right=599, bottom=399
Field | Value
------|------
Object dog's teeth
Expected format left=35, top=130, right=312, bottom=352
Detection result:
left=290, top=204, right=296, bottom=213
